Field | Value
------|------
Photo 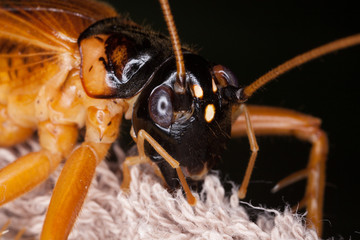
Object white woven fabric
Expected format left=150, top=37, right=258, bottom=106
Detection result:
left=0, top=140, right=319, bottom=240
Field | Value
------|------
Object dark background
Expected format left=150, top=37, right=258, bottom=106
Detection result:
left=107, top=1, right=360, bottom=239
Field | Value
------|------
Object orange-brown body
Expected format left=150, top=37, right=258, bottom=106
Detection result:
left=1, top=0, right=360, bottom=239
left=0, top=1, right=134, bottom=238
left=0, top=0, right=131, bottom=133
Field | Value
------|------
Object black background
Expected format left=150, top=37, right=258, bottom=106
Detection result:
left=107, top=1, right=360, bottom=239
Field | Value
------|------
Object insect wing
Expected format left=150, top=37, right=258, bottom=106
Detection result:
left=0, top=0, right=117, bottom=91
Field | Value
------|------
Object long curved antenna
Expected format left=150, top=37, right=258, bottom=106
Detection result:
left=243, top=33, right=360, bottom=99
left=159, top=0, right=186, bottom=93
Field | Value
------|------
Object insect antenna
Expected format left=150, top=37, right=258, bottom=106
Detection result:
left=243, top=33, right=360, bottom=99
left=159, top=0, right=186, bottom=93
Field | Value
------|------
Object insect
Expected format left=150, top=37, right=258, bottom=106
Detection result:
left=0, top=0, right=359, bottom=239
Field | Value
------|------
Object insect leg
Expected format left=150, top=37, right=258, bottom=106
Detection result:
left=231, top=105, right=328, bottom=235
left=0, top=220, right=26, bottom=239
left=133, top=129, right=196, bottom=205
left=121, top=155, right=169, bottom=191
left=41, top=142, right=111, bottom=240
left=121, top=129, right=168, bottom=191
left=0, top=220, right=11, bottom=238
left=236, top=104, right=259, bottom=199
left=41, top=105, right=122, bottom=240
left=121, top=156, right=149, bottom=190
left=0, top=120, right=78, bottom=207
left=120, top=127, right=165, bottom=190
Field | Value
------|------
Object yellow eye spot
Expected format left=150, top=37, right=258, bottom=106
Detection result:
left=204, top=104, right=215, bottom=123
left=192, top=84, right=203, bottom=98
left=212, top=78, right=217, bottom=93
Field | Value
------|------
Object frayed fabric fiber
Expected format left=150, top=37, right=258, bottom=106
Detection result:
left=0, top=140, right=320, bottom=240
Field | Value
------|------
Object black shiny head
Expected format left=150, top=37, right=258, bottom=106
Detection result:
left=132, top=53, right=244, bottom=189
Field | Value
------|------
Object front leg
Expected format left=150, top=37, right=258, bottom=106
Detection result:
left=121, top=127, right=196, bottom=205
left=41, top=104, right=123, bottom=240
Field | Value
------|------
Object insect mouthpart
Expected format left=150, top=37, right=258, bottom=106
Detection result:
left=181, top=163, right=209, bottom=181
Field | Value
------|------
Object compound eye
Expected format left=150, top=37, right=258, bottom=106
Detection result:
left=212, top=65, right=239, bottom=88
left=148, top=86, right=174, bottom=128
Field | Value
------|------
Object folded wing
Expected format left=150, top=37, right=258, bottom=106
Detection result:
left=0, top=0, right=117, bottom=92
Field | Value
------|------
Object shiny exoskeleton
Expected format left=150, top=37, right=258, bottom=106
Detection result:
left=2, top=0, right=359, bottom=238
left=79, top=17, right=244, bottom=189
left=133, top=54, right=241, bottom=188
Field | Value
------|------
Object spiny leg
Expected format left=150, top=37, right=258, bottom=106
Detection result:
left=41, top=105, right=122, bottom=240
left=0, top=120, right=78, bottom=206
left=232, top=105, right=328, bottom=235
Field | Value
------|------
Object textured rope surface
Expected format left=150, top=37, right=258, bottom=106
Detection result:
left=0, top=140, right=320, bottom=240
